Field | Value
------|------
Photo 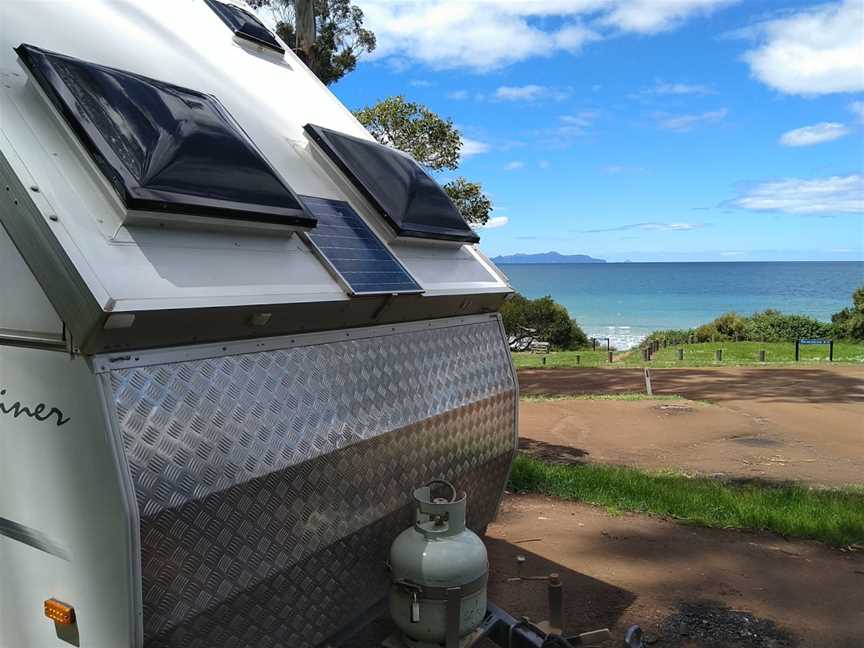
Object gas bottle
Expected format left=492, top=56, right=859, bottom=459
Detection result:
left=389, top=480, right=488, bottom=646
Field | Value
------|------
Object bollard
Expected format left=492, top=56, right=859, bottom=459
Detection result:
left=715, top=349, right=723, bottom=362
left=759, top=350, right=766, bottom=362
left=608, top=351, right=613, bottom=363
left=677, top=348, right=684, bottom=361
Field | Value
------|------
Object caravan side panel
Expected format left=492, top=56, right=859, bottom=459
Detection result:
left=0, top=347, right=135, bottom=648
left=101, top=316, right=517, bottom=648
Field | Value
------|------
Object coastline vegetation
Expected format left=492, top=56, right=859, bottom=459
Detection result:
left=506, top=285, right=864, bottom=367
left=508, top=454, right=864, bottom=547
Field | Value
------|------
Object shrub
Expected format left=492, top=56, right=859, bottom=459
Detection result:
left=831, top=286, right=864, bottom=341
left=744, top=309, right=832, bottom=342
left=645, top=308, right=836, bottom=345
left=644, top=329, right=694, bottom=345
left=501, top=293, right=588, bottom=350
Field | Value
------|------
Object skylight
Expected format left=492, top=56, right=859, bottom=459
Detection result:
left=17, top=44, right=313, bottom=230
left=305, top=124, right=480, bottom=245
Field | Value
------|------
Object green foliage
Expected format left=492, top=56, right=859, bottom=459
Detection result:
left=255, top=0, right=376, bottom=85
left=501, top=293, right=588, bottom=350
left=508, top=454, right=864, bottom=546
left=644, top=329, right=694, bottom=344
left=744, top=309, right=832, bottom=342
left=831, top=286, right=864, bottom=341
left=648, top=309, right=832, bottom=345
left=354, top=95, right=493, bottom=224
left=354, top=95, right=462, bottom=171
left=441, top=177, right=491, bottom=226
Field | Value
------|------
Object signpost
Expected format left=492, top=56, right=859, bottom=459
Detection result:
left=795, top=338, right=833, bottom=362
left=590, top=337, right=611, bottom=352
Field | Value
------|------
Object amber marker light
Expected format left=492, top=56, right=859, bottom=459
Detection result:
left=44, top=598, right=75, bottom=625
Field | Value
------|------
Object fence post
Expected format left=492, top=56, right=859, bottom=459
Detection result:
left=677, top=348, right=684, bottom=361
left=608, top=351, right=613, bottom=363
left=829, top=340, right=834, bottom=362
left=542, top=356, right=546, bottom=366
left=795, top=340, right=800, bottom=362
left=576, top=354, right=580, bottom=365
left=759, top=350, right=766, bottom=363
left=644, top=368, right=653, bottom=396
left=715, top=349, right=723, bottom=362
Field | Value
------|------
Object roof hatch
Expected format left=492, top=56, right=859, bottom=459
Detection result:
left=16, top=44, right=313, bottom=232
left=304, top=123, right=480, bottom=245
left=204, top=0, right=286, bottom=54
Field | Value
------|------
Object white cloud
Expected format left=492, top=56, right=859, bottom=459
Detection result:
left=560, top=111, right=599, bottom=127
left=652, top=79, right=716, bottom=95
left=654, top=108, right=728, bottom=132
left=477, top=216, right=509, bottom=229
left=357, top=0, right=737, bottom=71
left=447, top=90, right=469, bottom=100
left=779, top=122, right=850, bottom=147
left=602, top=164, right=647, bottom=174
left=494, top=85, right=571, bottom=102
left=539, top=160, right=551, bottom=169
left=742, top=0, right=864, bottom=95
left=504, top=161, right=525, bottom=171
left=850, top=101, right=864, bottom=123
left=599, top=0, right=739, bottom=33
left=495, top=85, right=546, bottom=101
left=460, top=137, right=491, bottom=158
left=581, top=222, right=705, bottom=233
left=732, top=174, right=864, bottom=214
left=409, top=79, right=432, bottom=87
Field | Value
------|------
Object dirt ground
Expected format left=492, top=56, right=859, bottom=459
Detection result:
left=343, top=367, right=864, bottom=647
left=518, top=366, right=864, bottom=487
left=344, top=495, right=864, bottom=648
left=484, top=495, right=864, bottom=647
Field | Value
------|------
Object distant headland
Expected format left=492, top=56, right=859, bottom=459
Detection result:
left=492, top=251, right=607, bottom=264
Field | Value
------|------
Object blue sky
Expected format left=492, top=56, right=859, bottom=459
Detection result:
left=322, top=0, right=864, bottom=262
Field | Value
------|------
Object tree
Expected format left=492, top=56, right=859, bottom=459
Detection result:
left=832, top=286, right=864, bottom=340
left=253, top=0, right=376, bottom=86
left=354, top=96, right=493, bottom=225
left=501, top=294, right=588, bottom=350
left=441, top=178, right=491, bottom=227
left=354, top=96, right=461, bottom=171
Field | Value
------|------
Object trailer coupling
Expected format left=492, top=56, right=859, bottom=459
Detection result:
left=470, top=601, right=643, bottom=648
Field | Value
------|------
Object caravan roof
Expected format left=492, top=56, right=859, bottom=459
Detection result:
left=0, top=0, right=510, bottom=353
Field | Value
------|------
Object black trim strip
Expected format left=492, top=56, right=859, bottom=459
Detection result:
left=0, top=516, right=70, bottom=560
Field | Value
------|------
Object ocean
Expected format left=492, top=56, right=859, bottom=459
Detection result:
left=499, top=261, right=864, bottom=350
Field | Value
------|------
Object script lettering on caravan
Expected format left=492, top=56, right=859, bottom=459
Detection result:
left=0, top=388, right=70, bottom=427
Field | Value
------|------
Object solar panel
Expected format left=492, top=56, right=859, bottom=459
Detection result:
left=300, top=196, right=423, bottom=296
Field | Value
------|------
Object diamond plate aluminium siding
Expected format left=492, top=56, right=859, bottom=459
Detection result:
left=106, top=319, right=517, bottom=647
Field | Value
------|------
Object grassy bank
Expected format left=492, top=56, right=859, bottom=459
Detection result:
left=508, top=455, right=864, bottom=547
left=513, top=340, right=864, bottom=369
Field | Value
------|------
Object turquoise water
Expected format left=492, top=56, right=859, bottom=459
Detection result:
left=499, top=261, right=864, bottom=349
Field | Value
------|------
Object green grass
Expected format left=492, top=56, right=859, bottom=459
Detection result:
left=513, top=340, right=864, bottom=369
left=520, top=393, right=690, bottom=403
left=513, top=350, right=621, bottom=368
left=508, top=454, right=864, bottom=547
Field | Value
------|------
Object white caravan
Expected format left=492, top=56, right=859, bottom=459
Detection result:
left=0, top=2, right=517, bottom=647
